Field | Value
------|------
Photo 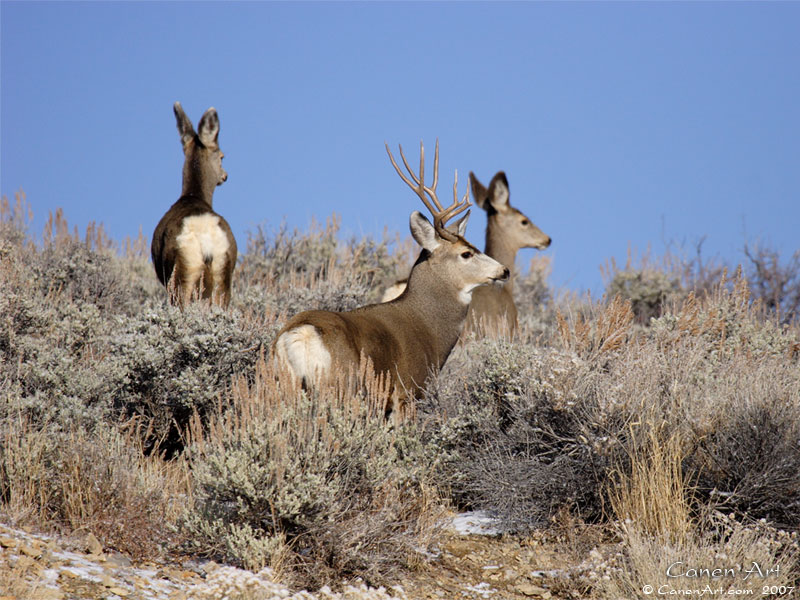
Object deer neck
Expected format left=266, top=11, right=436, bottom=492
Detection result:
left=181, top=154, right=216, bottom=207
left=485, top=221, right=517, bottom=294
left=401, top=259, right=470, bottom=364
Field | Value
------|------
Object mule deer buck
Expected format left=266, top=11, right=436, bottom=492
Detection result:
left=151, top=102, right=237, bottom=308
left=273, top=141, right=509, bottom=413
left=382, top=170, right=550, bottom=337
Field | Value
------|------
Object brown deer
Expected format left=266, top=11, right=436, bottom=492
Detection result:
left=382, top=170, right=550, bottom=337
left=273, top=141, right=509, bottom=412
left=151, top=102, right=237, bottom=308
left=465, top=171, right=551, bottom=336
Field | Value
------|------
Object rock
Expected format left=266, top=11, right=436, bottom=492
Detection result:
left=0, top=536, right=18, bottom=548
left=20, top=543, right=42, bottom=558
left=60, top=569, right=80, bottom=580
left=85, top=532, right=103, bottom=556
left=106, top=551, right=133, bottom=567
left=108, top=587, right=130, bottom=597
left=515, top=582, right=550, bottom=597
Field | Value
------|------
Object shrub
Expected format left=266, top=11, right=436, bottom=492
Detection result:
left=605, top=267, right=682, bottom=326
left=421, top=340, right=612, bottom=530
left=0, top=190, right=34, bottom=249
left=183, top=359, right=445, bottom=589
left=602, top=247, right=684, bottom=325
left=427, top=271, right=800, bottom=537
left=597, top=513, right=799, bottom=599
left=513, top=255, right=557, bottom=340
left=685, top=368, right=800, bottom=528
left=0, top=413, right=186, bottom=559
left=3, top=196, right=799, bottom=595
left=237, top=216, right=406, bottom=312
left=108, top=302, right=277, bottom=454
left=744, top=242, right=800, bottom=323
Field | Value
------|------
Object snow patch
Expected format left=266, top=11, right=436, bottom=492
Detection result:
left=452, top=511, right=504, bottom=536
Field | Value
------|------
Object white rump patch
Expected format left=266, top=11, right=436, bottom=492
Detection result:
left=274, top=325, right=332, bottom=384
left=176, top=213, right=230, bottom=278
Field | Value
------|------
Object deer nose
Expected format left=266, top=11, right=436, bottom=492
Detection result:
left=500, top=267, right=510, bottom=280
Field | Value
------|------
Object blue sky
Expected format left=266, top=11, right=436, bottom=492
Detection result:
left=2, top=1, right=799, bottom=294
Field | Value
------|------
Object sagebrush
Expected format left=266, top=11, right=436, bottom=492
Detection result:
left=2, top=194, right=799, bottom=597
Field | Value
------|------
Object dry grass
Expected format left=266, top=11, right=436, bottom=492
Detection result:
left=0, top=412, right=189, bottom=559
left=600, top=514, right=800, bottom=599
left=556, top=293, right=634, bottom=360
left=0, top=558, right=45, bottom=599
left=608, top=429, right=693, bottom=543
left=2, top=197, right=800, bottom=597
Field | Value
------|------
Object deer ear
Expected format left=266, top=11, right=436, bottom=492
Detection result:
left=197, top=107, right=220, bottom=148
left=488, top=172, right=510, bottom=211
left=470, top=172, right=489, bottom=211
left=409, top=211, right=440, bottom=252
left=173, top=102, right=196, bottom=147
left=451, top=210, right=470, bottom=238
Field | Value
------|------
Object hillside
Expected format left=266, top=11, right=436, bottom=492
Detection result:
left=1, top=193, right=799, bottom=599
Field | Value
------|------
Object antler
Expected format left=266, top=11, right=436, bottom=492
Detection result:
left=385, top=139, right=470, bottom=242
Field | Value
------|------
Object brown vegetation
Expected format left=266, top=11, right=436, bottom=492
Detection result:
left=2, top=193, right=799, bottom=598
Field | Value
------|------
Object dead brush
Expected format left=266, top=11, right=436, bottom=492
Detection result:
left=0, top=555, right=45, bottom=600
left=599, top=510, right=800, bottom=599
left=0, top=412, right=188, bottom=560
left=608, top=428, right=694, bottom=543
left=556, top=294, right=634, bottom=360
left=1, top=189, right=34, bottom=241
left=744, top=241, right=800, bottom=323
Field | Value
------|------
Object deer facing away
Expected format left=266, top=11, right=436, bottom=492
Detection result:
left=273, top=141, right=509, bottom=412
left=382, top=170, right=551, bottom=337
left=151, top=102, right=237, bottom=308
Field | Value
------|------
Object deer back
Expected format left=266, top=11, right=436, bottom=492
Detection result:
left=151, top=102, right=237, bottom=308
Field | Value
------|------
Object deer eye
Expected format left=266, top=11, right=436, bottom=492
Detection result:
left=521, top=219, right=529, bottom=226
left=460, top=251, right=473, bottom=259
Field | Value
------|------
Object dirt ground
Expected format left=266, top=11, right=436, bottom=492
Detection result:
left=0, top=518, right=602, bottom=600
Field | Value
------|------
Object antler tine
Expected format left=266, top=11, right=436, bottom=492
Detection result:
left=431, top=139, right=440, bottom=207
left=386, top=139, right=471, bottom=241
left=438, top=169, right=471, bottom=225
left=386, top=142, right=438, bottom=217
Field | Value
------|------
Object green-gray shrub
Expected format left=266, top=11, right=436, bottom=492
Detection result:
left=422, top=340, right=611, bottom=530
left=606, top=267, right=683, bottom=325
left=184, top=384, right=442, bottom=589
left=108, top=303, right=277, bottom=454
